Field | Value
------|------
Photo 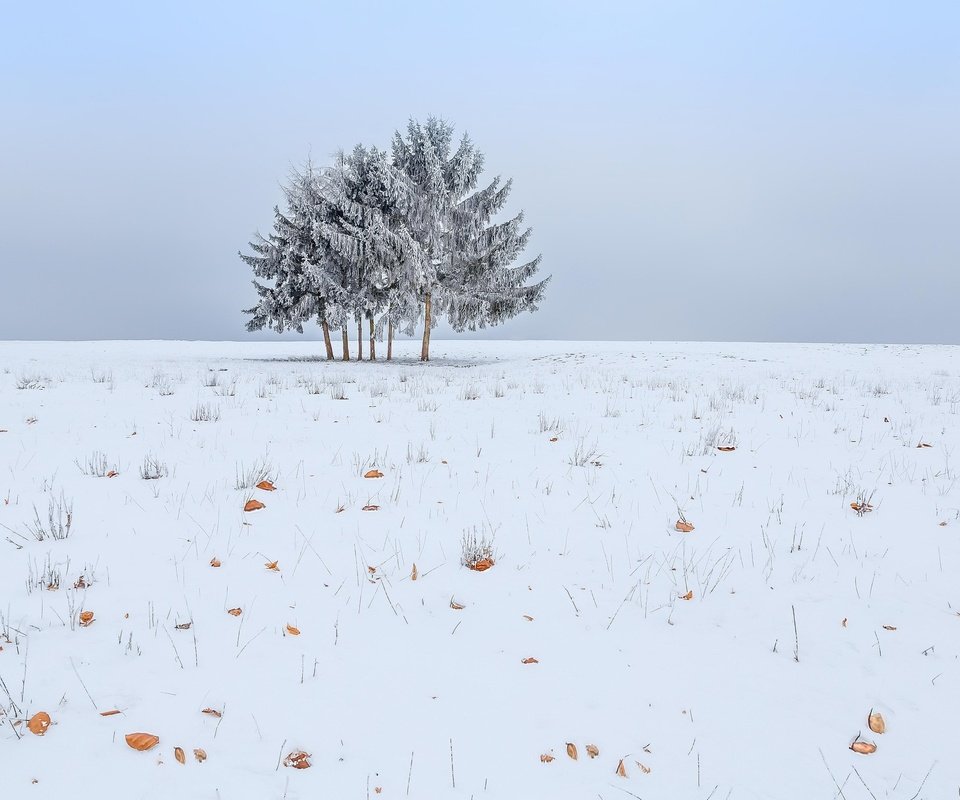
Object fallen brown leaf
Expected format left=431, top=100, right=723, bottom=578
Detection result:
left=566, top=742, right=578, bottom=760
left=521, top=657, right=539, bottom=664
left=585, top=744, right=599, bottom=759
left=243, top=499, right=265, bottom=512
left=79, top=610, right=94, bottom=627
left=194, top=748, right=207, bottom=762
left=27, top=712, right=51, bottom=736
left=125, top=732, right=160, bottom=751
left=470, top=558, right=494, bottom=572
left=201, top=708, right=222, bottom=718
left=284, top=751, right=312, bottom=769
left=882, top=625, right=897, bottom=631
left=364, top=469, right=384, bottom=479
left=450, top=600, right=465, bottom=610
left=99, top=709, right=121, bottom=717
left=362, top=504, right=380, bottom=511
left=680, top=590, right=694, bottom=601
left=675, top=520, right=695, bottom=533
left=850, top=740, right=877, bottom=754
left=286, top=624, right=301, bottom=636
left=174, top=746, right=186, bottom=765
left=540, top=753, right=555, bottom=763
left=265, top=560, right=280, bottom=571
left=256, top=480, right=276, bottom=491
left=411, top=563, right=418, bottom=581
left=616, top=759, right=628, bottom=777
left=210, top=557, right=221, bottom=568
left=227, top=607, right=242, bottom=616
left=868, top=711, right=885, bottom=734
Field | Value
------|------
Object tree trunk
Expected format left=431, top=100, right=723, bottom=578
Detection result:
left=420, top=293, right=432, bottom=362
left=322, top=320, right=334, bottom=361
left=369, top=317, right=376, bottom=361
left=357, top=318, right=363, bottom=361
left=341, top=326, right=350, bottom=361
left=387, top=320, right=394, bottom=361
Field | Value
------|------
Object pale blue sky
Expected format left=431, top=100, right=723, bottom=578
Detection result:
left=1, top=2, right=958, bottom=342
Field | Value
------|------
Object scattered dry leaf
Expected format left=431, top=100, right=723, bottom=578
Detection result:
left=523, top=614, right=534, bottom=621
left=917, top=442, right=933, bottom=448
left=868, top=711, right=886, bottom=734
left=201, top=708, right=222, bottom=718
left=256, top=480, right=276, bottom=491
left=850, top=740, right=877, bottom=754
left=194, top=748, right=207, bottom=762
left=616, top=759, right=628, bottom=777
left=79, top=610, right=95, bottom=627
left=540, top=753, right=555, bottom=763
left=882, top=625, right=897, bottom=631
left=265, top=560, right=280, bottom=571
left=842, top=618, right=848, bottom=627
left=243, top=499, right=265, bottom=512
left=175, top=621, right=192, bottom=630
left=586, top=744, right=599, bottom=759
left=566, top=742, right=578, bottom=760
left=470, top=558, right=494, bottom=572
left=125, top=732, right=160, bottom=751
left=227, top=607, right=242, bottom=616
left=284, top=751, right=312, bottom=769
left=174, top=746, right=186, bottom=765
left=364, top=469, right=384, bottom=479
left=680, top=590, right=694, bottom=601
left=521, top=657, right=539, bottom=664
left=549, top=436, right=558, bottom=442
left=637, top=762, right=652, bottom=774
left=411, top=563, right=418, bottom=581
left=286, top=624, right=301, bottom=636
left=27, top=712, right=51, bottom=736
left=362, top=504, right=380, bottom=511
left=106, top=470, right=118, bottom=478
left=210, top=557, right=221, bottom=568
left=717, top=445, right=736, bottom=452
left=850, top=501, right=873, bottom=514
left=675, top=520, right=695, bottom=533
left=450, top=600, right=465, bottom=610
left=99, top=709, right=121, bottom=717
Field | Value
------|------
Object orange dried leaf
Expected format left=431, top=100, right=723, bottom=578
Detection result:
left=521, top=657, right=539, bottom=664
left=286, top=624, right=300, bottom=636
left=27, top=712, right=51, bottom=736
left=675, top=520, right=695, bottom=533
left=450, top=600, right=465, bottom=610
left=680, top=590, right=694, bottom=601
left=586, top=744, right=599, bottom=759
left=637, top=762, right=652, bottom=774
left=193, top=748, right=207, bottom=762
left=256, top=480, right=276, bottom=491
left=850, top=740, right=877, bottom=754
left=411, top=563, right=418, bottom=581
left=717, top=445, right=736, bottom=452
left=201, top=708, right=222, bottom=718
left=540, top=753, right=555, bottom=763
left=79, top=610, right=95, bottom=627
left=210, top=557, right=221, bottom=568
left=243, top=499, right=265, bottom=512
left=470, top=558, right=494, bottom=572
left=566, top=742, right=578, bottom=760
left=868, top=711, right=885, bottom=734
left=175, top=621, right=192, bottom=630
left=616, top=759, right=628, bottom=777
left=100, top=709, right=121, bottom=717
left=362, top=504, right=380, bottom=511
left=106, top=470, right=118, bottom=478
left=174, top=746, right=186, bottom=765
left=125, top=732, right=160, bottom=751
left=284, top=751, right=312, bottom=769
left=265, top=560, right=280, bottom=571
left=364, top=469, right=384, bottom=479
left=227, top=607, right=242, bottom=616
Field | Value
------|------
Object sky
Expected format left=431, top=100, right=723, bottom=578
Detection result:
left=1, top=1, right=958, bottom=344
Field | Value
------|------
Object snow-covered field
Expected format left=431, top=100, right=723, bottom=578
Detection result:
left=1, top=339, right=959, bottom=799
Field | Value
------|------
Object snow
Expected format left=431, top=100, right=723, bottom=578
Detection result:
left=1, top=339, right=958, bottom=798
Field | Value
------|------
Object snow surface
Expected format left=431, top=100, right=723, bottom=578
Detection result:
left=1, top=339, right=959, bottom=799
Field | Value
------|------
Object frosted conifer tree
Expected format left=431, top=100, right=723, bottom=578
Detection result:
left=391, top=117, right=549, bottom=360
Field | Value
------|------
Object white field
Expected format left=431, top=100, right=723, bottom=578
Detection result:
left=1, top=340, right=959, bottom=799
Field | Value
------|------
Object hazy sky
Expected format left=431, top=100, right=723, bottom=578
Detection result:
left=2, top=2, right=958, bottom=343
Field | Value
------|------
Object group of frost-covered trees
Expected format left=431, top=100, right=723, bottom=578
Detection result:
left=240, top=117, right=549, bottom=361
